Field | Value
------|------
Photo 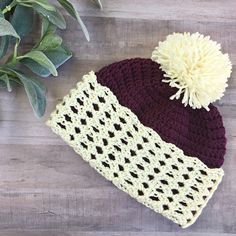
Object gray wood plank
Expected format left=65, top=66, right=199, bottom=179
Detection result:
left=68, top=0, right=236, bottom=23
left=0, top=231, right=235, bottom=236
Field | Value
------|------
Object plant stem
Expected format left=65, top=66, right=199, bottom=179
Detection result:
left=2, top=0, right=17, bottom=14
left=0, top=67, right=15, bottom=77
left=13, top=42, right=19, bottom=61
left=15, top=2, right=32, bottom=8
left=4, top=41, right=20, bottom=67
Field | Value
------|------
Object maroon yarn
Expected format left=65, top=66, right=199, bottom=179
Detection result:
left=96, top=58, right=226, bottom=168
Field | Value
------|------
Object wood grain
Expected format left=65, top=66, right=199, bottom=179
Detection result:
left=71, top=0, right=236, bottom=23
left=0, top=0, right=236, bottom=235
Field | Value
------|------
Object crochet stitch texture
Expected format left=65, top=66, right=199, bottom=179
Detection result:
left=47, top=72, right=224, bottom=228
left=96, top=58, right=226, bottom=168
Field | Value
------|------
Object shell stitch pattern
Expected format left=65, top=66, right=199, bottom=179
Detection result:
left=47, top=71, right=224, bottom=228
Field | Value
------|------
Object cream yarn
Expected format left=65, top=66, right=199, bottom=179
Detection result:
left=151, top=32, right=232, bottom=110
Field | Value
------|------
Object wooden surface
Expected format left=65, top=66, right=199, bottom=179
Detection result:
left=1, top=0, right=236, bottom=235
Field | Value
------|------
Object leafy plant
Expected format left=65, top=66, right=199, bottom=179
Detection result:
left=0, top=0, right=102, bottom=117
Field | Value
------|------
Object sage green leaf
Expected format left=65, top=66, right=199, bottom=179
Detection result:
left=0, top=0, right=13, bottom=10
left=7, top=69, right=46, bottom=117
left=0, top=73, right=21, bottom=91
left=17, top=0, right=56, bottom=11
left=41, top=18, right=56, bottom=38
left=19, top=50, right=58, bottom=76
left=90, top=0, right=103, bottom=9
left=36, top=33, right=62, bottom=51
left=45, top=43, right=72, bottom=66
left=33, top=0, right=56, bottom=11
left=11, top=5, right=34, bottom=40
left=57, top=0, right=90, bottom=41
left=0, top=18, right=20, bottom=39
left=0, top=73, right=12, bottom=91
left=0, top=36, right=9, bottom=58
left=0, top=13, right=9, bottom=58
left=21, top=44, right=72, bottom=77
left=33, top=3, right=66, bottom=29
left=41, top=17, right=50, bottom=36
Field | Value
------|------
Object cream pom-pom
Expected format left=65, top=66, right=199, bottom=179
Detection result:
left=151, top=32, right=232, bottom=111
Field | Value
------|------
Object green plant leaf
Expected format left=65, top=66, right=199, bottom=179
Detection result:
left=36, top=33, right=62, bottom=51
left=57, top=0, right=90, bottom=41
left=90, top=0, right=103, bottom=9
left=0, top=73, right=12, bottom=91
left=0, top=0, right=13, bottom=10
left=11, top=4, right=34, bottom=40
left=0, top=36, right=9, bottom=58
left=33, top=3, right=66, bottom=29
left=19, top=50, right=58, bottom=76
left=0, top=12, right=9, bottom=58
left=0, top=18, right=20, bottom=39
left=41, top=18, right=56, bottom=38
left=21, top=44, right=72, bottom=77
left=17, top=0, right=56, bottom=11
left=0, top=72, right=22, bottom=90
left=7, top=68, right=46, bottom=117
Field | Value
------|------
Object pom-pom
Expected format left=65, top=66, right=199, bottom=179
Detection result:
left=151, top=32, right=232, bottom=110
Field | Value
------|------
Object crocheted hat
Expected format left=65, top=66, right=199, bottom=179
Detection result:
left=47, top=32, right=232, bottom=228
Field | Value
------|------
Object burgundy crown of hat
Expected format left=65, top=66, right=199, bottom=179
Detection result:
left=96, top=58, right=226, bottom=168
